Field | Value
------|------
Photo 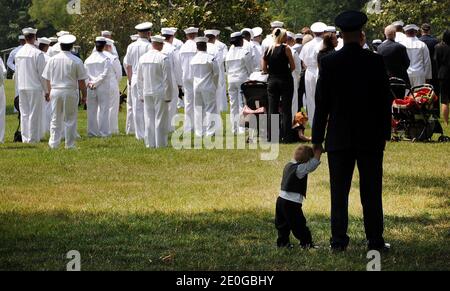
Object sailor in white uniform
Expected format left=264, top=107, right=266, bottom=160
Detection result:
left=125, top=22, right=153, bottom=140
left=191, top=37, right=220, bottom=137
left=262, top=21, right=284, bottom=54
left=137, top=35, right=173, bottom=148
left=287, top=31, right=303, bottom=119
left=84, top=37, right=112, bottom=138
left=252, top=27, right=263, bottom=71
left=42, top=34, right=88, bottom=149
left=170, top=27, right=184, bottom=51
left=225, top=32, right=253, bottom=135
left=47, top=31, right=70, bottom=57
left=37, top=37, right=52, bottom=137
left=393, top=21, right=407, bottom=43
left=179, top=27, right=199, bottom=133
left=400, top=24, right=432, bottom=87
left=206, top=29, right=228, bottom=113
left=299, top=22, right=327, bottom=128
left=104, top=39, right=122, bottom=135
left=122, top=34, right=139, bottom=135
left=0, top=57, right=6, bottom=143
left=293, top=34, right=304, bottom=55
left=15, top=27, right=48, bottom=143
left=161, top=28, right=183, bottom=132
left=7, top=35, right=25, bottom=108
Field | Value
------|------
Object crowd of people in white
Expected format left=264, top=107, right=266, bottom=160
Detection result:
left=0, top=19, right=448, bottom=148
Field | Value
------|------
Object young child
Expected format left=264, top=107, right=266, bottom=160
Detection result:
left=292, top=112, right=311, bottom=142
left=275, top=145, right=321, bottom=249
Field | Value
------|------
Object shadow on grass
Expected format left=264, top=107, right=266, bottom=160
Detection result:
left=0, top=209, right=448, bottom=271
left=384, top=173, right=449, bottom=198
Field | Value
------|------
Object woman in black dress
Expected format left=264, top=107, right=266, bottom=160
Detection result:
left=262, top=28, right=296, bottom=143
left=317, top=32, right=338, bottom=72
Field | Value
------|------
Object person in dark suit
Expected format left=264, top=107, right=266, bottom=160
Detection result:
left=420, top=24, right=440, bottom=93
left=377, top=25, right=411, bottom=88
left=434, top=30, right=450, bottom=126
left=312, top=10, right=393, bottom=252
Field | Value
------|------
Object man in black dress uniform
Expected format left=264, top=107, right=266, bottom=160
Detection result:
left=377, top=25, right=411, bottom=88
left=419, top=24, right=440, bottom=93
left=312, top=11, right=393, bottom=252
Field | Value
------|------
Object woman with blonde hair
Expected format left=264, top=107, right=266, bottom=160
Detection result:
left=262, top=28, right=296, bottom=143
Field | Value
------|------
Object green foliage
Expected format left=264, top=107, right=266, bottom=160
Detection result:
left=0, top=0, right=33, bottom=50
left=29, top=0, right=73, bottom=31
left=69, top=0, right=270, bottom=59
left=366, top=0, right=450, bottom=40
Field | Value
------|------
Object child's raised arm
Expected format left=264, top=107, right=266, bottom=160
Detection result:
left=295, top=158, right=321, bottom=179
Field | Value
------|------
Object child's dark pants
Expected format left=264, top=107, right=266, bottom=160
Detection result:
left=275, top=197, right=312, bottom=247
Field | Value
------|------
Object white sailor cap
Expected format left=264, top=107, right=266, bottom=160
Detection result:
left=311, top=22, right=327, bottom=33
left=96, top=36, right=107, bottom=42
left=286, top=31, right=295, bottom=39
left=204, top=30, right=216, bottom=36
left=101, top=30, right=112, bottom=37
left=150, top=35, right=165, bottom=43
left=194, top=37, right=208, bottom=43
left=18, top=35, right=25, bottom=40
left=295, top=33, right=304, bottom=40
left=58, top=34, right=76, bottom=45
left=325, top=26, right=336, bottom=33
left=38, top=37, right=51, bottom=45
left=161, top=28, right=175, bottom=36
left=22, top=27, right=38, bottom=35
left=230, top=32, right=242, bottom=38
left=241, top=28, right=254, bottom=39
left=49, top=37, right=58, bottom=43
left=135, top=22, right=153, bottom=31
left=184, top=27, right=199, bottom=34
left=392, top=21, right=405, bottom=27
left=210, top=29, right=221, bottom=36
left=404, top=24, right=419, bottom=32
left=106, top=39, right=115, bottom=46
left=372, top=39, right=382, bottom=45
left=271, top=21, right=284, bottom=28
left=56, top=31, right=70, bottom=37
left=252, top=27, right=263, bottom=38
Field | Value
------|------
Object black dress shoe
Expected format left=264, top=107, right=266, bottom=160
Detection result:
left=369, top=243, right=391, bottom=253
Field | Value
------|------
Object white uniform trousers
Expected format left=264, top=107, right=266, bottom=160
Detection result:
left=48, top=89, right=79, bottom=149
left=408, top=75, right=426, bottom=88
left=41, top=99, right=52, bottom=137
left=194, top=89, right=218, bottom=137
left=292, top=72, right=300, bottom=120
left=183, top=79, right=195, bottom=133
left=304, top=68, right=319, bottom=128
left=168, top=92, right=178, bottom=133
left=143, top=95, right=169, bottom=148
left=125, top=84, right=135, bottom=135
left=109, top=83, right=120, bottom=135
left=228, top=81, right=245, bottom=134
left=19, top=89, right=43, bottom=143
left=0, top=86, right=5, bottom=143
left=87, top=85, right=111, bottom=138
left=216, top=68, right=228, bottom=113
left=131, top=78, right=145, bottom=140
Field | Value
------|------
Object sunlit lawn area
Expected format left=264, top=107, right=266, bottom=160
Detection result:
left=0, top=79, right=449, bottom=271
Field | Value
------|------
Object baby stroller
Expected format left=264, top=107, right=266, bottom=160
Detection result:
left=391, top=78, right=448, bottom=142
left=241, top=73, right=269, bottom=142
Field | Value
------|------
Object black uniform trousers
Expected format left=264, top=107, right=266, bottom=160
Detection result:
left=297, top=70, right=306, bottom=111
left=328, top=150, right=385, bottom=249
left=267, top=74, right=294, bottom=143
left=275, top=197, right=312, bottom=247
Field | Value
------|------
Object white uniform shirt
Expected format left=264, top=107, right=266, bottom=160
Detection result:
left=215, top=40, right=229, bottom=62
left=42, top=51, right=87, bottom=90
left=137, top=49, right=172, bottom=100
left=125, top=38, right=151, bottom=78
left=400, top=36, right=432, bottom=79
left=173, top=37, right=184, bottom=51
left=104, top=51, right=122, bottom=84
left=225, top=46, right=253, bottom=84
left=299, top=37, right=323, bottom=75
left=14, top=43, right=47, bottom=92
left=251, top=40, right=263, bottom=71
left=292, top=43, right=302, bottom=55
left=84, top=51, right=112, bottom=88
left=395, top=32, right=407, bottom=43
left=290, top=46, right=302, bottom=77
left=162, top=42, right=183, bottom=87
left=0, top=58, right=6, bottom=85
left=191, top=51, right=220, bottom=93
left=179, top=39, right=197, bottom=81
left=7, top=45, right=23, bottom=72
left=47, top=42, right=62, bottom=58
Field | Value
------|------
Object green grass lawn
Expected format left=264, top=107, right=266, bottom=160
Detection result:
left=0, top=79, right=449, bottom=271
